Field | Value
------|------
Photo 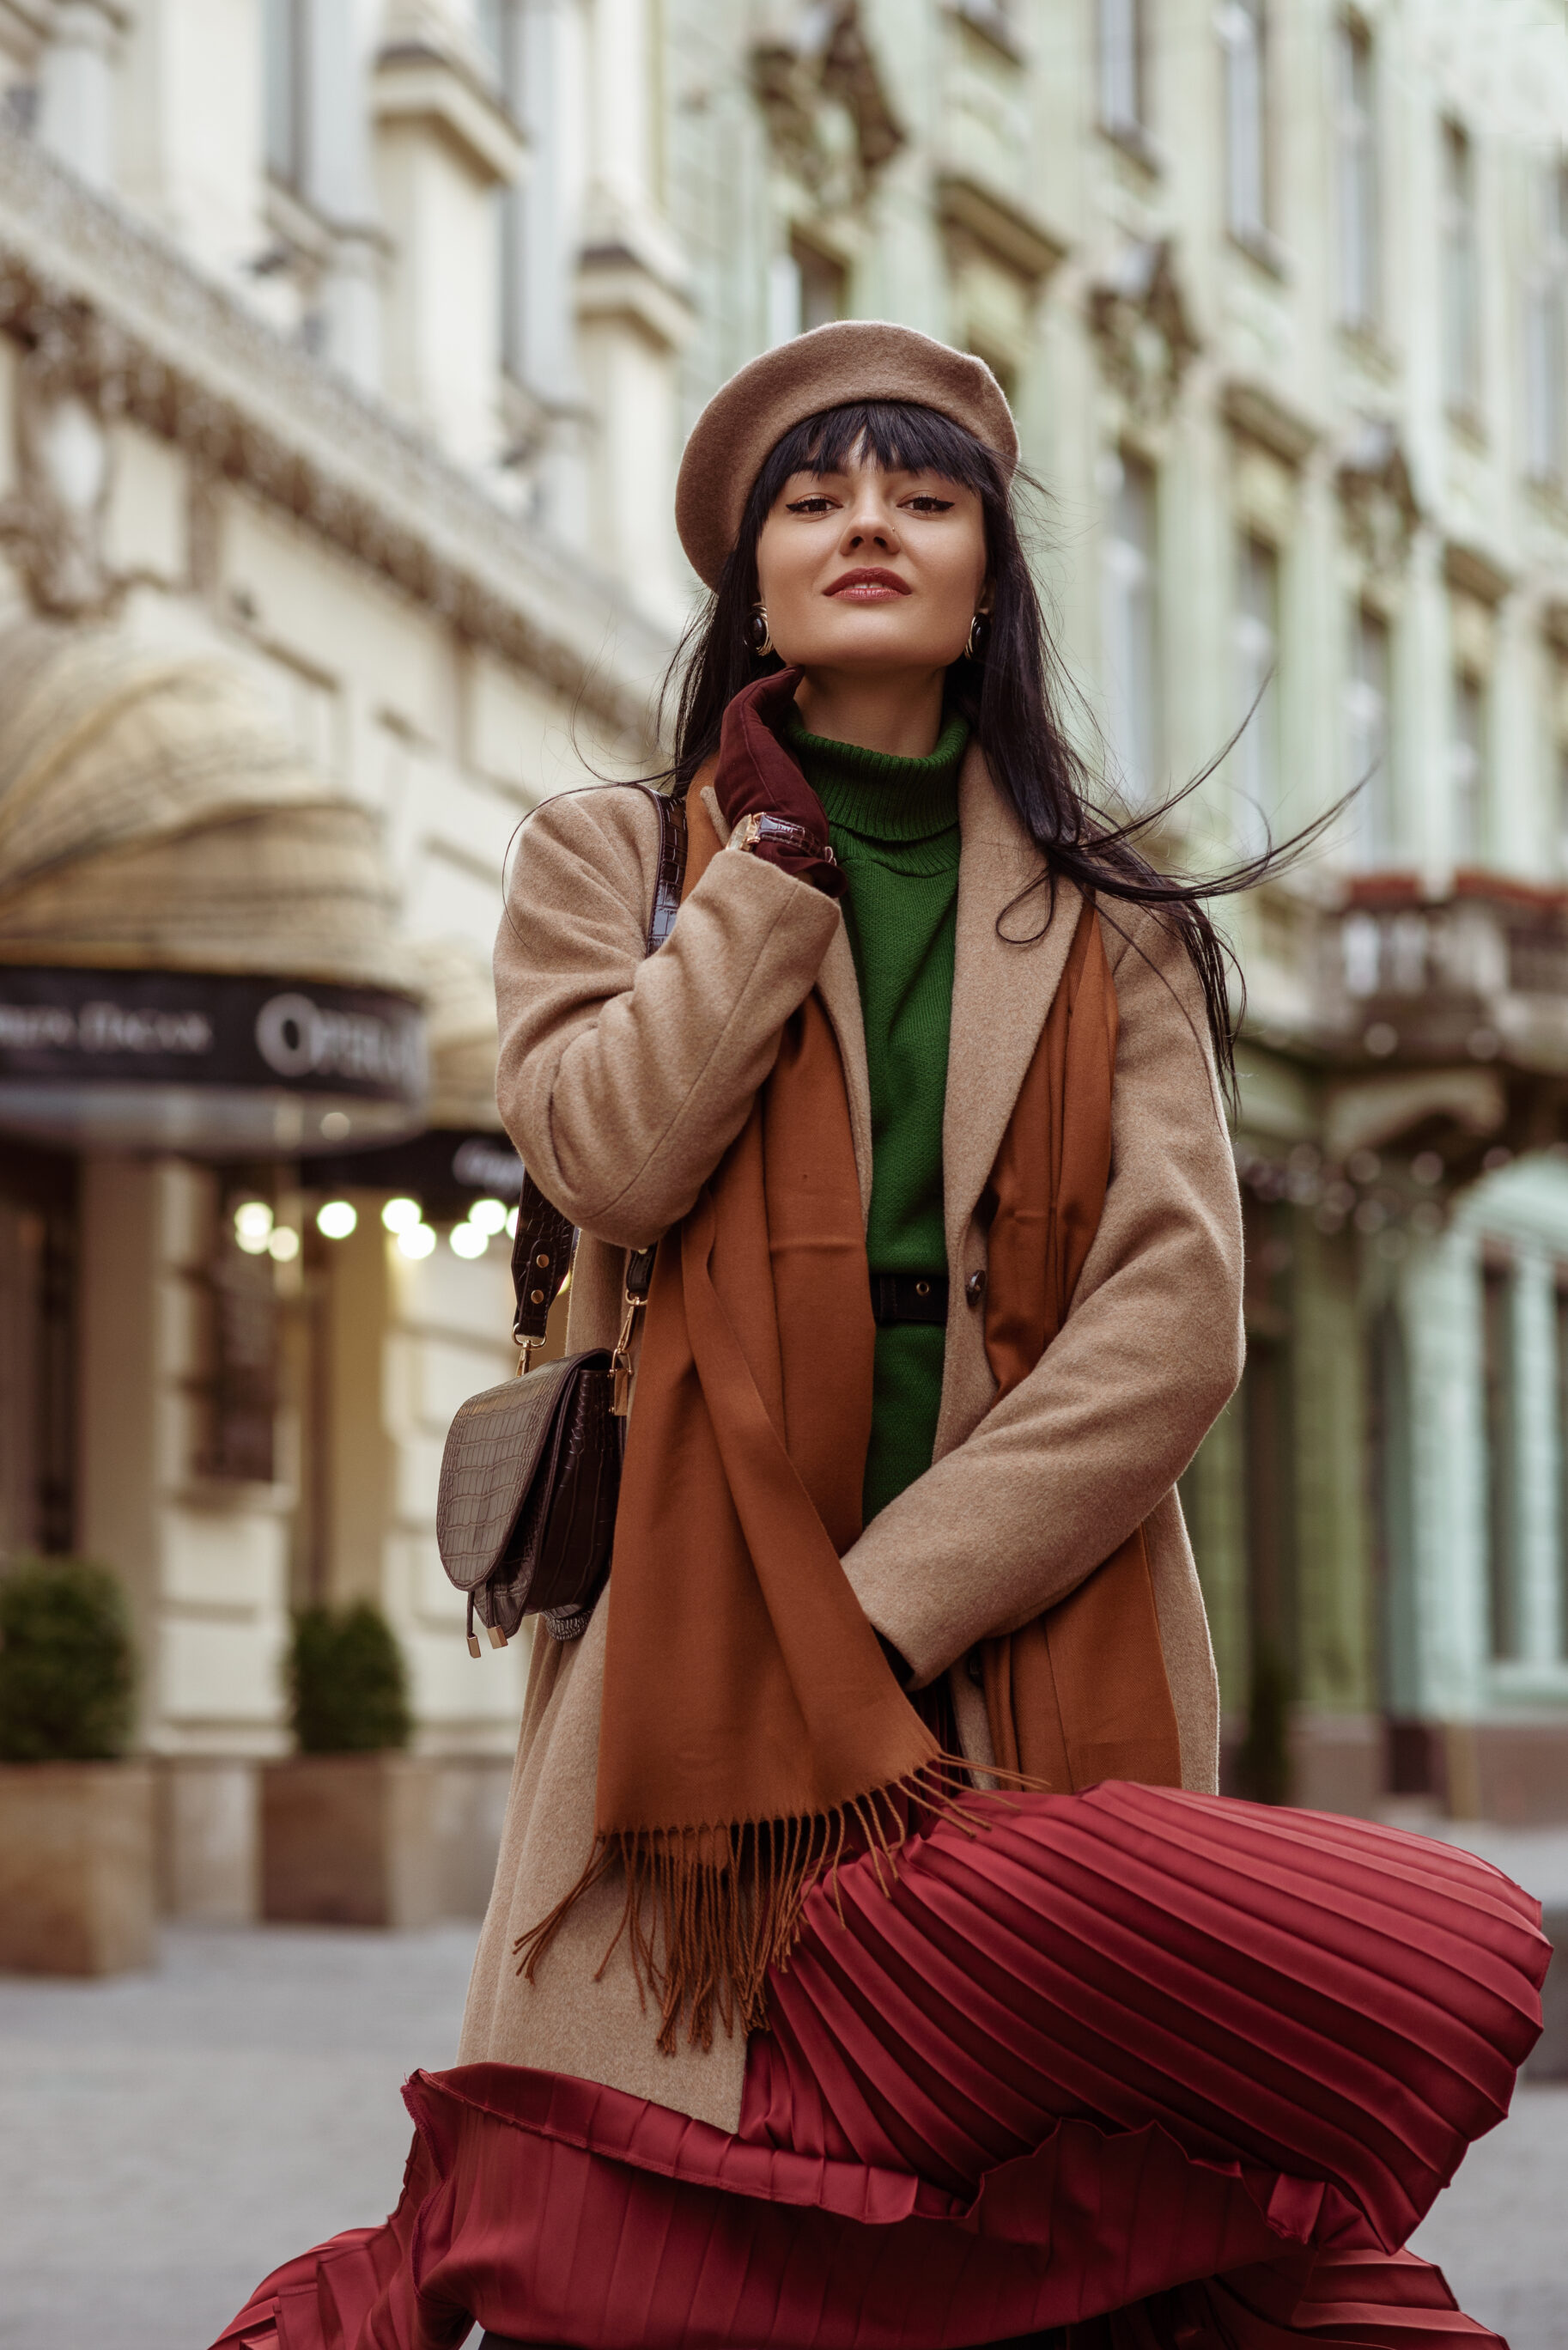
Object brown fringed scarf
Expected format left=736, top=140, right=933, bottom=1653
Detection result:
left=518, top=793, right=1180, bottom=2049
left=979, top=906, right=1184, bottom=1792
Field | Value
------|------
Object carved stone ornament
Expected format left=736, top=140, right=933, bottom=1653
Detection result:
left=0, top=310, right=118, bottom=616
left=751, top=2, right=903, bottom=210
left=1336, top=419, right=1419, bottom=579
left=0, top=130, right=665, bottom=734
left=1087, top=240, right=1200, bottom=426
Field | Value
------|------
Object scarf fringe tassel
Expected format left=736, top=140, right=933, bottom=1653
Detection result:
left=512, top=1754, right=1036, bottom=2055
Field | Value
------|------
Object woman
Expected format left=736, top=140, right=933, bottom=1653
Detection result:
left=218, top=322, right=1545, bottom=2350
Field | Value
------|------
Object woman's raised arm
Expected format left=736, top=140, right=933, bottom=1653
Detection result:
left=494, top=783, right=840, bottom=1245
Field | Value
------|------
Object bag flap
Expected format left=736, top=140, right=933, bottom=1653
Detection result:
left=436, top=1350, right=609, bottom=1591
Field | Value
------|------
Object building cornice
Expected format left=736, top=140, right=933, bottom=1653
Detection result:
left=935, top=169, right=1067, bottom=285
left=372, top=40, right=526, bottom=188
left=0, top=132, right=669, bottom=735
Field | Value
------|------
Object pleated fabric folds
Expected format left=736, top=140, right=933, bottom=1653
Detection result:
left=212, top=1786, right=1547, bottom=2350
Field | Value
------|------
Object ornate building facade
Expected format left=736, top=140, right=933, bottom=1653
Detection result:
left=653, top=0, right=1568, bottom=1823
left=2, top=0, right=1567, bottom=1896
left=0, top=0, right=679, bottom=1909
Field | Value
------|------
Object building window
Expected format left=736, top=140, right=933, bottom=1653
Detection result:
left=1102, top=453, right=1160, bottom=807
left=1525, top=159, right=1568, bottom=484
left=264, top=0, right=308, bottom=191
left=767, top=236, right=847, bottom=347
left=1234, top=533, right=1280, bottom=844
left=1441, top=119, right=1480, bottom=420
left=1219, top=0, right=1268, bottom=244
left=1097, top=0, right=1146, bottom=138
left=1345, top=603, right=1392, bottom=864
left=1450, top=668, right=1486, bottom=865
left=1482, top=1258, right=1521, bottom=1662
left=1334, top=16, right=1378, bottom=331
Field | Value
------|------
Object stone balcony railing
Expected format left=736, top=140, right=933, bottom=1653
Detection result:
left=1241, top=872, right=1568, bottom=1186
left=1322, top=873, right=1568, bottom=1075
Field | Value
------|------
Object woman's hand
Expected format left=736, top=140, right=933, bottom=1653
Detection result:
left=714, top=667, right=844, bottom=897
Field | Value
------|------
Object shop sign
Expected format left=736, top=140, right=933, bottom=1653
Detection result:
left=0, top=967, right=426, bottom=1154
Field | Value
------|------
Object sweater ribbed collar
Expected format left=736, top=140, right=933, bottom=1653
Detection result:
left=783, top=709, right=969, bottom=843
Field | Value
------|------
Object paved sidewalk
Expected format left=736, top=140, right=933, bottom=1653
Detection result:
left=0, top=1924, right=477, bottom=2350
left=0, top=1822, right=1561, bottom=2350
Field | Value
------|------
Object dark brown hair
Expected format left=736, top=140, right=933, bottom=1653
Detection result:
left=657, top=399, right=1329, bottom=1095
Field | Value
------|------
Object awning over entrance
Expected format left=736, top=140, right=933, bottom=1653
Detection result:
left=0, top=624, right=426, bottom=1154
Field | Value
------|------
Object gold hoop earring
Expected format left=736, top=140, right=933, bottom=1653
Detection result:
left=749, top=606, right=775, bottom=657
left=966, top=612, right=988, bottom=661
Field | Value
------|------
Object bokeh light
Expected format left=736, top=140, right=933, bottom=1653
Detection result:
left=234, top=1200, right=273, bottom=1254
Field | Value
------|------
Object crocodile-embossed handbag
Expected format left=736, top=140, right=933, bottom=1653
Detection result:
left=435, top=787, right=687, bottom=1651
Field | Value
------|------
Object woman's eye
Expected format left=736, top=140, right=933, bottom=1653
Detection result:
left=785, top=496, right=836, bottom=515
left=905, top=496, right=955, bottom=514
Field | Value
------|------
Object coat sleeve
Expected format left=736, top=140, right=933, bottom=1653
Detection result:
left=494, top=785, right=842, bottom=1246
left=837, top=904, right=1245, bottom=1686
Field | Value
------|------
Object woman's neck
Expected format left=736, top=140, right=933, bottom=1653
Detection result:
left=791, top=667, right=948, bottom=758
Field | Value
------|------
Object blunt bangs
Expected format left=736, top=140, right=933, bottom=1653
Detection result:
left=747, top=402, right=1006, bottom=521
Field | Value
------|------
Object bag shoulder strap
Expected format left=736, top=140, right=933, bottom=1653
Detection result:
left=509, top=784, right=689, bottom=1349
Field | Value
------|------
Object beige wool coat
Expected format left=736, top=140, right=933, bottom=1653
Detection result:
left=459, top=744, right=1245, bottom=2134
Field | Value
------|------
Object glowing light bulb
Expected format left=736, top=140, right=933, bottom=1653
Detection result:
left=505, top=1206, right=519, bottom=1238
left=268, top=1227, right=301, bottom=1263
left=397, top=1222, right=436, bottom=1260
left=381, top=1196, right=421, bottom=1234
left=469, top=1197, right=508, bottom=1236
left=316, top=1200, right=357, bottom=1239
left=234, top=1200, right=273, bottom=1254
left=449, top=1222, right=489, bottom=1259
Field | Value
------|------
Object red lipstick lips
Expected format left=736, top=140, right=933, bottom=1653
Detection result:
left=826, top=567, right=911, bottom=600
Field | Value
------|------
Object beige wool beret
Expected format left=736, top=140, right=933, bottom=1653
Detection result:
left=675, top=320, right=1018, bottom=591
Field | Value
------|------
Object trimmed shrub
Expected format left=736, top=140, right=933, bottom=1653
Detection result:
left=0, top=1556, right=137, bottom=1762
left=288, top=1601, right=412, bottom=1755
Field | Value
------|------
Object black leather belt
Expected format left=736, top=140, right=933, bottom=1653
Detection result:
left=869, top=1270, right=948, bottom=1326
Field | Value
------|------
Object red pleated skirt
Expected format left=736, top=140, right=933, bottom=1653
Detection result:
left=213, top=1785, right=1548, bottom=2350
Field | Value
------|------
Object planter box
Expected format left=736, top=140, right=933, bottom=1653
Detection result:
left=155, top=1756, right=259, bottom=1923
left=261, top=1753, right=441, bottom=1928
left=0, top=1760, right=156, bottom=1975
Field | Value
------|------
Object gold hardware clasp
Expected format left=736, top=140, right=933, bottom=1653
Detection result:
left=611, top=1285, right=643, bottom=1416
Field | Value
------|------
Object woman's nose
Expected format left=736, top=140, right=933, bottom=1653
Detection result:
left=840, top=507, right=900, bottom=551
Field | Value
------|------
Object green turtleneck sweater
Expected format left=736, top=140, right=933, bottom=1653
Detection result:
left=783, top=708, right=969, bottom=1525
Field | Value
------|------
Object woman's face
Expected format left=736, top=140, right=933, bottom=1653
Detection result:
left=753, top=449, right=988, bottom=677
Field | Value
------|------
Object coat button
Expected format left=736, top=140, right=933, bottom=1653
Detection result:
left=965, top=1269, right=986, bottom=1306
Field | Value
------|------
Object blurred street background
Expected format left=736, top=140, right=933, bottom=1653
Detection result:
left=3, top=0, right=1568, bottom=2341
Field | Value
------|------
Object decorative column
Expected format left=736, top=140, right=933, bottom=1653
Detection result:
left=116, top=0, right=271, bottom=282
left=303, top=0, right=384, bottom=393
left=574, top=0, right=692, bottom=619
left=1402, top=522, right=1451, bottom=891
left=1509, top=1249, right=1564, bottom=1668
left=374, top=0, right=526, bottom=466
left=1401, top=1230, right=1492, bottom=1738
left=507, top=0, right=592, bottom=546
left=39, top=0, right=125, bottom=192
left=76, top=1157, right=293, bottom=1763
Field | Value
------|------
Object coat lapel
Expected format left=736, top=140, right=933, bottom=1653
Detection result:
left=815, top=920, right=874, bottom=1225
left=943, top=745, right=1080, bottom=1261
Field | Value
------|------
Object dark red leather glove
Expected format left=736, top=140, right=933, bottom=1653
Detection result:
left=713, top=667, right=844, bottom=897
